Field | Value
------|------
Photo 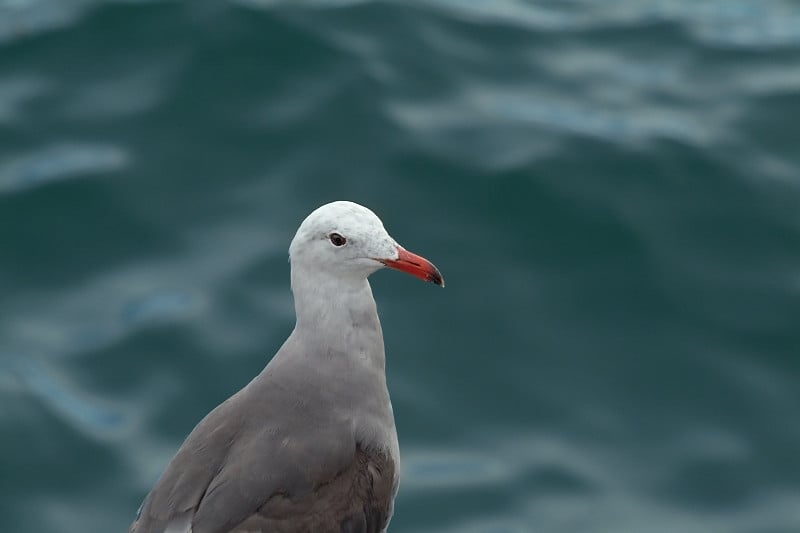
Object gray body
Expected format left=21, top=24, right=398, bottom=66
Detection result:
left=130, top=280, right=399, bottom=533
left=130, top=201, right=442, bottom=533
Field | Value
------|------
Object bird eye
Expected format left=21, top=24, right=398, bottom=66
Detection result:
left=329, top=233, right=347, bottom=247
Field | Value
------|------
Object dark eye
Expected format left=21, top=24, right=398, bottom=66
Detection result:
left=329, top=233, right=347, bottom=247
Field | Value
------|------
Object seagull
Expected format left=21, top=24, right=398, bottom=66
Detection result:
left=130, top=201, right=444, bottom=533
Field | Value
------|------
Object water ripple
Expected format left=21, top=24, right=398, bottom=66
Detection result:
left=0, top=142, right=129, bottom=194
left=0, top=76, right=49, bottom=123
left=2, top=351, right=127, bottom=438
left=403, top=449, right=509, bottom=490
left=64, top=68, right=172, bottom=119
left=0, top=0, right=89, bottom=44
left=419, top=0, right=800, bottom=48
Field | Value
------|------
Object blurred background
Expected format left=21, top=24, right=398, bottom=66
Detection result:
left=1, top=0, right=799, bottom=532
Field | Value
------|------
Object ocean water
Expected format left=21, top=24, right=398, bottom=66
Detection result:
left=1, top=1, right=799, bottom=532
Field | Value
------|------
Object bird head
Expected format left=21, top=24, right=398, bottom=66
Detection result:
left=289, top=201, right=444, bottom=287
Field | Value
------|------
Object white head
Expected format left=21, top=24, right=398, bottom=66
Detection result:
left=289, top=201, right=444, bottom=287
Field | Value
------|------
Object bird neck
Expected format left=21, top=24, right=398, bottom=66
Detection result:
left=290, top=268, right=386, bottom=370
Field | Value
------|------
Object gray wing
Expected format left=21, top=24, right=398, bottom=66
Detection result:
left=129, top=383, right=366, bottom=533
left=230, top=446, right=396, bottom=533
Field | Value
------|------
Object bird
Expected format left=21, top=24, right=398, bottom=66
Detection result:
left=130, top=201, right=444, bottom=533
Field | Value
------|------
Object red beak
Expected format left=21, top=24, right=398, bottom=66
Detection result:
left=379, top=247, right=445, bottom=287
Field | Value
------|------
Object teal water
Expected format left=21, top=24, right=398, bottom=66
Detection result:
left=2, top=1, right=800, bottom=531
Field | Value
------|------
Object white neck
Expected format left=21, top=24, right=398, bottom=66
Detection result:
left=289, top=265, right=386, bottom=371
left=282, top=263, right=398, bottom=463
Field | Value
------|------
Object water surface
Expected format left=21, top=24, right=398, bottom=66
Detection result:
left=1, top=1, right=799, bottom=531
